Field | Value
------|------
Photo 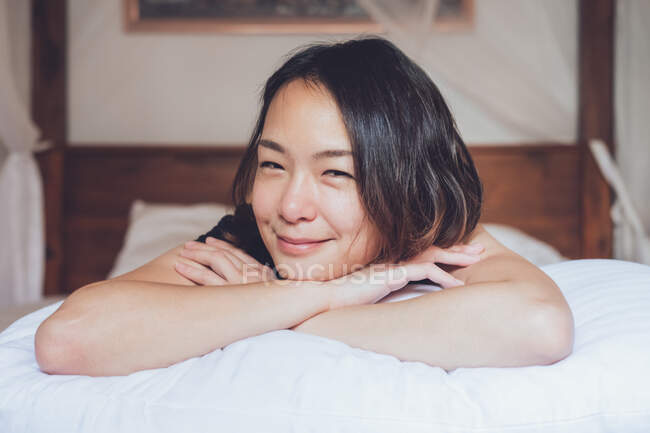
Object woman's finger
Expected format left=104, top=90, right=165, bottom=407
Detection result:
left=186, top=238, right=268, bottom=268
left=446, top=243, right=483, bottom=253
left=184, top=241, right=247, bottom=271
left=402, top=262, right=465, bottom=289
left=426, top=265, right=466, bottom=289
left=434, top=243, right=484, bottom=266
left=202, top=240, right=277, bottom=281
left=450, top=245, right=480, bottom=253
left=204, top=237, right=268, bottom=266
left=180, top=244, right=276, bottom=284
left=408, top=243, right=484, bottom=266
left=180, top=248, right=242, bottom=282
left=430, top=250, right=482, bottom=266
left=174, top=261, right=226, bottom=286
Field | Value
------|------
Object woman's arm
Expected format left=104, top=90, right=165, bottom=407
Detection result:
left=291, top=225, right=575, bottom=370
left=291, top=279, right=571, bottom=371
left=35, top=240, right=429, bottom=377
left=34, top=246, right=328, bottom=377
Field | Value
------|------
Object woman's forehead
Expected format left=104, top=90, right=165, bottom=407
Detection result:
left=261, top=81, right=352, bottom=156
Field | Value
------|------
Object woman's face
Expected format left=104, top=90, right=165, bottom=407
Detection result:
left=251, top=79, right=380, bottom=281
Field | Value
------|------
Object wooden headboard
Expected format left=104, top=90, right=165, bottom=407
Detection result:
left=36, top=142, right=598, bottom=295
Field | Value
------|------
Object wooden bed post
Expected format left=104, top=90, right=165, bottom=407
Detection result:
left=578, top=0, right=615, bottom=258
left=33, top=0, right=67, bottom=295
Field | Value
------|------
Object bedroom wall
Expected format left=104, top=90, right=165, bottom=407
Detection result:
left=67, top=0, right=577, bottom=146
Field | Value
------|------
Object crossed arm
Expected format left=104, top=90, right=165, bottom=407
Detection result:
left=290, top=226, right=575, bottom=371
left=171, top=224, right=574, bottom=371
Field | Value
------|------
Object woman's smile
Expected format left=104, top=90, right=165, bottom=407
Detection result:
left=276, top=235, right=331, bottom=256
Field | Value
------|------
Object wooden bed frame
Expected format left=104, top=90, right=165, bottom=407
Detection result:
left=37, top=142, right=602, bottom=295
left=31, top=0, right=616, bottom=296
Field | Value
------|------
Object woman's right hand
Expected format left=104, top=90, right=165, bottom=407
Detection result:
left=175, top=237, right=276, bottom=286
left=326, top=243, right=484, bottom=310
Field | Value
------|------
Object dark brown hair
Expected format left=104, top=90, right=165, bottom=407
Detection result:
left=197, top=36, right=482, bottom=268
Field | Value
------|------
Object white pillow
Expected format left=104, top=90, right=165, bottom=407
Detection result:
left=107, top=200, right=234, bottom=279
left=1, top=259, right=649, bottom=432
left=483, top=223, right=567, bottom=266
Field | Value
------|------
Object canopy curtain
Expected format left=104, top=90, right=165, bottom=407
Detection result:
left=358, top=0, right=650, bottom=264
left=611, top=0, right=650, bottom=264
left=0, top=0, right=49, bottom=307
left=356, top=0, right=577, bottom=142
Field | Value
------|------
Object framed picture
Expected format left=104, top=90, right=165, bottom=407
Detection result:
left=123, top=0, right=474, bottom=34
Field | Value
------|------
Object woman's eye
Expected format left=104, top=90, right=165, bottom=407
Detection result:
left=259, top=161, right=282, bottom=170
left=259, top=162, right=352, bottom=179
left=324, top=170, right=353, bottom=178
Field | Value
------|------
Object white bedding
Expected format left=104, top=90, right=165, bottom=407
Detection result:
left=1, top=259, right=649, bottom=432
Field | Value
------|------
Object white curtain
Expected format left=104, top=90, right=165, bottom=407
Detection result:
left=359, top=0, right=650, bottom=264
left=612, top=0, right=650, bottom=264
left=0, top=0, right=49, bottom=308
left=589, top=140, right=650, bottom=264
left=356, top=0, right=577, bottom=142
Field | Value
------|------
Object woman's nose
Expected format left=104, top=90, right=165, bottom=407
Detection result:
left=279, top=177, right=317, bottom=223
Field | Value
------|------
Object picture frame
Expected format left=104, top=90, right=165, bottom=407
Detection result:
left=123, top=0, right=474, bottom=34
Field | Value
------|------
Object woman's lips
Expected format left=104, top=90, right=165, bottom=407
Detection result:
left=277, top=236, right=330, bottom=255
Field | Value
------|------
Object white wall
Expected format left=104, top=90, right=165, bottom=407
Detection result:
left=68, top=0, right=576, bottom=146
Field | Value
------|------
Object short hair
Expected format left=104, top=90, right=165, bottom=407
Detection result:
left=201, top=36, right=483, bottom=268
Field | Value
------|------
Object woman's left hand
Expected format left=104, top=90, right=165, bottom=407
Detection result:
left=174, top=237, right=276, bottom=286
left=399, top=242, right=485, bottom=269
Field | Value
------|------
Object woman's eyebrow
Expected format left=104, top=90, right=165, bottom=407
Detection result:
left=258, top=139, right=352, bottom=160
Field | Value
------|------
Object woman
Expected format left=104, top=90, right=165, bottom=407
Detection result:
left=35, top=37, right=574, bottom=377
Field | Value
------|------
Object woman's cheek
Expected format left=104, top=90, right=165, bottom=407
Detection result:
left=251, top=180, right=277, bottom=218
left=321, top=188, right=365, bottom=230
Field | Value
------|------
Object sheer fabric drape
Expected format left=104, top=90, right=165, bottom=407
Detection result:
left=356, top=0, right=577, bottom=142
left=0, top=0, right=49, bottom=307
left=612, top=0, right=650, bottom=264
left=359, top=0, right=649, bottom=264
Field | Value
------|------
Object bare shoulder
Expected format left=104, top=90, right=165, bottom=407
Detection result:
left=446, top=224, right=553, bottom=288
left=106, top=244, right=197, bottom=286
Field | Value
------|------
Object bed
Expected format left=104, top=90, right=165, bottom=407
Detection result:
left=2, top=248, right=650, bottom=432
left=3, top=143, right=650, bottom=432
left=4, top=0, right=647, bottom=430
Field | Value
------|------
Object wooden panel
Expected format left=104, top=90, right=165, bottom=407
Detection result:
left=32, top=0, right=67, bottom=296
left=64, top=216, right=127, bottom=294
left=35, top=148, right=65, bottom=296
left=63, top=146, right=246, bottom=292
left=578, top=0, right=615, bottom=258
left=471, top=145, right=581, bottom=259
left=61, top=144, right=582, bottom=294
